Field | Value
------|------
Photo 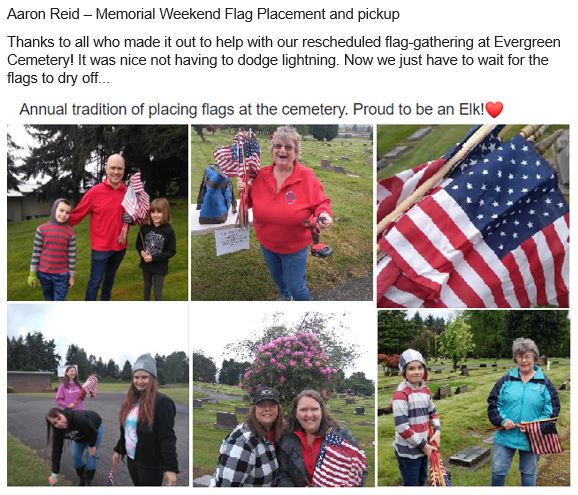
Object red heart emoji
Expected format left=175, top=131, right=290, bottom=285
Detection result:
left=486, top=101, right=503, bottom=118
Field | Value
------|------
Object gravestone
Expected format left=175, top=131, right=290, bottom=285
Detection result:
left=235, top=406, right=250, bottom=415
left=214, top=411, right=238, bottom=430
left=435, top=368, right=443, bottom=374
left=345, top=398, right=356, bottom=405
left=193, top=475, right=212, bottom=487
left=384, top=145, right=408, bottom=159
left=434, top=384, right=451, bottom=400
left=376, top=159, right=388, bottom=171
left=479, top=363, right=487, bottom=368
left=355, top=407, right=365, bottom=416
left=207, top=399, right=219, bottom=404
left=460, top=367, right=469, bottom=376
left=455, top=385, right=469, bottom=394
left=321, top=159, right=331, bottom=167
left=559, top=382, right=568, bottom=391
left=492, top=363, right=497, bottom=368
left=407, top=127, right=432, bottom=141
left=192, top=399, right=203, bottom=408
left=378, top=406, right=393, bottom=416
left=390, top=370, right=399, bottom=376
left=339, top=156, right=351, bottom=161
left=449, top=446, right=491, bottom=468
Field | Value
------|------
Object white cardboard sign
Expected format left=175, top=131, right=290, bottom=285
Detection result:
left=215, top=227, right=250, bottom=256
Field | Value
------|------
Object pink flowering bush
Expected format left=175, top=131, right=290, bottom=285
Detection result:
left=240, top=332, right=338, bottom=408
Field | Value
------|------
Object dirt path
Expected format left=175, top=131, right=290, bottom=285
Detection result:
left=314, top=273, right=372, bottom=301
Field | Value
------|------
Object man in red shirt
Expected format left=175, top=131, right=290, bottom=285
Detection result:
left=69, top=154, right=128, bottom=300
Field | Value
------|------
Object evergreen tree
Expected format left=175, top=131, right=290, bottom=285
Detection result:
left=219, top=359, right=251, bottom=385
left=193, top=351, right=217, bottom=383
left=7, top=133, right=22, bottom=191
left=377, top=310, right=415, bottom=354
left=121, top=360, right=133, bottom=381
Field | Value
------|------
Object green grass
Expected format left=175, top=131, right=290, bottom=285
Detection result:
left=191, top=129, right=373, bottom=300
left=7, top=433, right=72, bottom=486
left=377, top=359, right=570, bottom=486
left=7, top=197, right=189, bottom=301
left=193, top=395, right=376, bottom=486
left=14, top=384, right=190, bottom=406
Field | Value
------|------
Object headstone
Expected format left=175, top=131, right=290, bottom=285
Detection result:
left=383, top=145, right=408, bottom=160
left=390, top=369, right=399, bottom=376
left=559, top=382, right=568, bottom=391
left=479, top=363, right=487, bottom=368
left=434, top=384, right=452, bottom=400
left=449, top=446, right=491, bottom=468
left=407, top=127, right=433, bottom=141
left=345, top=398, right=356, bottom=405
left=339, top=156, right=351, bottom=161
left=214, top=411, right=238, bottom=430
left=456, top=385, right=469, bottom=394
left=491, top=363, right=497, bottom=368
left=376, top=159, right=388, bottom=171
left=460, top=368, right=469, bottom=376
left=321, top=159, right=331, bottom=168
left=435, top=368, right=443, bottom=374
left=208, top=399, right=219, bottom=404
left=355, top=407, right=365, bottom=416
left=235, top=406, right=250, bottom=415
left=378, top=406, right=393, bottom=416
left=193, top=399, right=203, bottom=408
left=193, top=475, right=212, bottom=487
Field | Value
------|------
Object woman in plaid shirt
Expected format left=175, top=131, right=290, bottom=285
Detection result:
left=210, top=387, right=284, bottom=486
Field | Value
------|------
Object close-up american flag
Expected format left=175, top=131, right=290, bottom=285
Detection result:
left=121, top=171, right=150, bottom=225
left=523, top=418, right=563, bottom=455
left=311, top=430, right=367, bottom=487
left=213, top=132, right=261, bottom=180
left=377, top=129, right=569, bottom=308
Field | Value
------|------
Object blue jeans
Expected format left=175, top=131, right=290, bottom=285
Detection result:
left=395, top=451, right=428, bottom=486
left=86, top=249, right=126, bottom=301
left=70, top=423, right=104, bottom=470
left=37, top=272, right=70, bottom=301
left=491, top=443, right=538, bottom=486
left=260, top=245, right=311, bottom=301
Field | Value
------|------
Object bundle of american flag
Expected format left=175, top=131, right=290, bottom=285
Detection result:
left=522, top=418, right=563, bottom=455
left=427, top=426, right=451, bottom=486
left=104, top=468, right=115, bottom=486
left=213, top=130, right=261, bottom=228
left=74, top=374, right=99, bottom=403
left=121, top=171, right=150, bottom=225
left=311, top=429, right=367, bottom=487
left=377, top=126, right=569, bottom=308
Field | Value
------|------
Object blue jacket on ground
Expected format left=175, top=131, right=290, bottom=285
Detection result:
left=487, top=365, right=560, bottom=451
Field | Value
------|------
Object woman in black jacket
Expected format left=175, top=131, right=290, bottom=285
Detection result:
left=112, top=353, right=178, bottom=486
left=46, top=407, right=104, bottom=486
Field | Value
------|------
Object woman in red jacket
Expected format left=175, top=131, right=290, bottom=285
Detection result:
left=240, top=126, right=332, bottom=301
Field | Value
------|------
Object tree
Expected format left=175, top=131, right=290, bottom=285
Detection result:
left=121, top=360, right=133, bottom=381
left=65, top=344, right=89, bottom=378
left=464, top=310, right=508, bottom=358
left=219, top=359, right=251, bottom=386
left=164, top=351, right=188, bottom=384
left=309, top=125, right=339, bottom=142
left=193, top=351, right=217, bottom=383
left=438, top=315, right=475, bottom=370
left=342, top=372, right=374, bottom=396
left=377, top=310, right=415, bottom=354
left=7, top=133, right=22, bottom=192
left=224, top=312, right=360, bottom=373
left=7, top=332, right=60, bottom=372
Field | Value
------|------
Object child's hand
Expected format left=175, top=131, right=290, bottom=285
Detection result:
left=141, top=250, right=153, bottom=263
left=68, top=402, right=75, bottom=408
left=317, top=212, right=333, bottom=229
left=27, top=272, right=38, bottom=289
left=430, top=430, right=441, bottom=447
left=69, top=276, right=75, bottom=288
left=89, top=447, right=97, bottom=458
left=422, top=443, right=438, bottom=459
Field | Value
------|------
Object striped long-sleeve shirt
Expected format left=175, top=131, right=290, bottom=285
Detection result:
left=30, top=223, right=76, bottom=276
left=392, top=379, right=440, bottom=459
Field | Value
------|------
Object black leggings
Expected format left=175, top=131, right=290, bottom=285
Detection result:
left=142, top=272, right=165, bottom=301
left=127, top=457, right=164, bottom=486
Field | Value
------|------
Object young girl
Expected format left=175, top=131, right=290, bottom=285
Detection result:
left=46, top=407, right=104, bottom=486
left=392, top=349, right=441, bottom=486
left=135, top=198, right=176, bottom=301
left=111, top=353, right=178, bottom=486
left=56, top=365, right=85, bottom=411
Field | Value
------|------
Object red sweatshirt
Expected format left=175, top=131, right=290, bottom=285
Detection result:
left=69, top=179, right=128, bottom=251
left=249, top=162, right=332, bottom=254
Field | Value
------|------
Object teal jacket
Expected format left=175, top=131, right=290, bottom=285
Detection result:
left=487, top=365, right=560, bottom=451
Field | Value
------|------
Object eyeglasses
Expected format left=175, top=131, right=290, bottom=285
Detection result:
left=273, top=143, right=295, bottom=152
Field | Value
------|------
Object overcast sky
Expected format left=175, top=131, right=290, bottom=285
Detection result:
left=7, top=303, right=188, bottom=367
left=192, top=306, right=377, bottom=380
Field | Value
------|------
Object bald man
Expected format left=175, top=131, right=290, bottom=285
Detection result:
left=69, top=154, right=128, bottom=300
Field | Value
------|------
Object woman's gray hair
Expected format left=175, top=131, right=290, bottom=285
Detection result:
left=270, top=126, right=301, bottom=157
left=512, top=337, right=540, bottom=362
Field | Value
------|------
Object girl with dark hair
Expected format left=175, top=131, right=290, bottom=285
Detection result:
left=210, top=387, right=284, bottom=487
left=111, top=354, right=178, bottom=486
left=46, top=407, right=104, bottom=486
left=55, top=365, right=85, bottom=410
left=277, top=389, right=367, bottom=487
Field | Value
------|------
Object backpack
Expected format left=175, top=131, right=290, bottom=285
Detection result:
left=196, top=164, right=236, bottom=224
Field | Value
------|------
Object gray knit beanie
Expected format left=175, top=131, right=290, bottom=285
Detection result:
left=399, top=349, right=427, bottom=373
left=133, top=353, right=157, bottom=378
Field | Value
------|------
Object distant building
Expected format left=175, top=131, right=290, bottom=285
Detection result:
left=7, top=182, right=51, bottom=222
left=7, top=371, right=54, bottom=392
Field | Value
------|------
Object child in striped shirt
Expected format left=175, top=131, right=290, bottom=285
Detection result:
left=28, top=198, right=76, bottom=301
left=392, top=349, right=441, bottom=486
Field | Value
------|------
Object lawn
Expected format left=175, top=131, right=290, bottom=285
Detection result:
left=193, top=394, right=376, bottom=486
left=377, top=358, right=570, bottom=486
left=190, top=129, right=373, bottom=300
left=7, top=197, right=189, bottom=301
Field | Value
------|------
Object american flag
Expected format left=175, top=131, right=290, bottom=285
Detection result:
left=377, top=129, right=569, bottom=308
left=105, top=468, right=115, bottom=486
left=523, top=418, right=563, bottom=455
left=311, top=430, right=367, bottom=487
left=121, top=171, right=150, bottom=224
left=81, top=374, right=98, bottom=398
left=213, top=132, right=261, bottom=180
